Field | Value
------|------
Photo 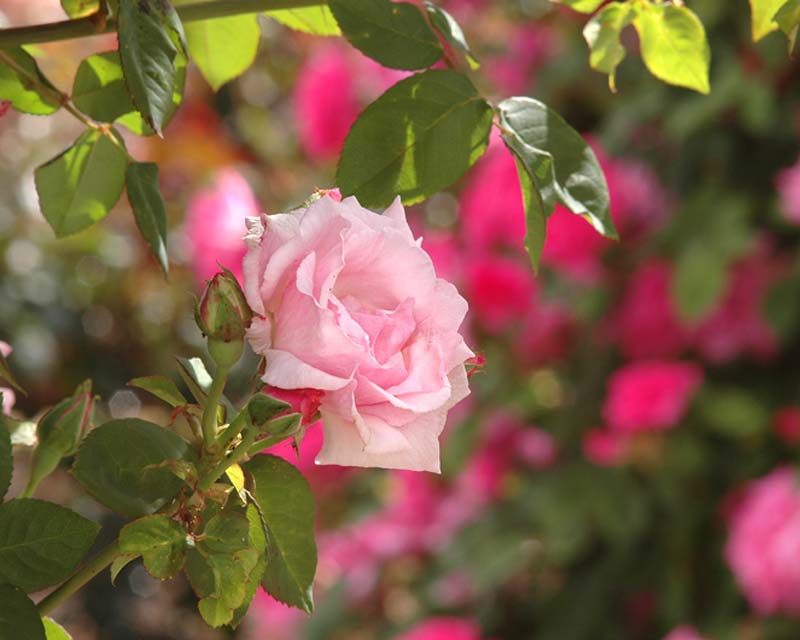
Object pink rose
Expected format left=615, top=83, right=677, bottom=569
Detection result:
left=603, top=361, right=703, bottom=433
left=464, top=254, right=535, bottom=332
left=776, top=156, right=800, bottom=224
left=243, top=194, right=473, bottom=472
left=725, top=467, right=800, bottom=615
left=583, top=427, right=629, bottom=466
left=663, top=626, right=707, bottom=640
left=0, top=341, right=15, bottom=416
left=397, top=617, right=484, bottom=640
left=184, top=169, right=260, bottom=284
left=541, top=205, right=611, bottom=282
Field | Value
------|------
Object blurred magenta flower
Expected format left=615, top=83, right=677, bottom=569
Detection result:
left=243, top=194, right=473, bottom=471
left=603, top=361, right=703, bottom=433
left=725, top=467, right=800, bottom=615
left=397, top=617, right=484, bottom=640
left=776, top=156, right=800, bottom=224
left=0, top=342, right=14, bottom=415
left=541, top=206, right=611, bottom=282
left=583, top=427, right=629, bottom=467
left=663, top=626, right=707, bottom=640
left=464, top=255, right=535, bottom=332
left=184, top=169, right=260, bottom=284
left=611, top=260, right=690, bottom=360
left=516, top=301, right=574, bottom=366
left=293, top=44, right=361, bottom=162
left=486, top=24, right=556, bottom=94
left=774, top=407, right=800, bottom=444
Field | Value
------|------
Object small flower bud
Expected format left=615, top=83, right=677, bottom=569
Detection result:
left=195, top=268, right=253, bottom=367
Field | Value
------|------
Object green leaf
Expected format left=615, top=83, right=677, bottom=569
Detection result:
left=424, top=3, right=479, bottom=70
left=201, top=512, right=250, bottom=554
left=0, top=47, right=60, bottom=115
left=266, top=7, right=341, bottom=35
left=750, top=0, right=787, bottom=40
left=0, top=350, right=23, bottom=395
left=35, top=129, right=128, bottom=237
left=246, top=393, right=292, bottom=430
left=503, top=143, right=548, bottom=271
left=175, top=6, right=260, bottom=91
left=632, top=3, right=710, bottom=94
left=72, top=418, right=196, bottom=517
left=119, top=515, right=189, bottom=579
left=0, top=423, right=10, bottom=501
left=73, top=51, right=185, bottom=135
left=0, top=585, right=46, bottom=640
left=671, top=245, right=728, bottom=323
left=198, top=597, right=233, bottom=627
left=0, top=498, right=99, bottom=592
left=175, top=356, right=213, bottom=402
left=338, top=69, right=492, bottom=207
left=553, top=0, right=606, bottom=13
left=110, top=553, right=137, bottom=584
left=61, top=0, right=99, bottom=18
left=699, top=387, right=768, bottom=439
left=775, top=0, right=800, bottom=50
left=245, top=454, right=316, bottom=613
left=43, top=618, right=72, bottom=640
left=27, top=384, right=94, bottom=496
left=128, top=375, right=186, bottom=407
left=118, top=0, right=186, bottom=136
left=583, top=2, right=634, bottom=92
left=329, top=0, right=442, bottom=70
left=230, top=503, right=268, bottom=628
left=126, top=162, right=169, bottom=275
left=498, top=96, right=616, bottom=240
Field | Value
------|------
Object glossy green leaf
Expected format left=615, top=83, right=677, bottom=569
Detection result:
left=128, top=375, right=186, bottom=407
left=672, top=245, right=728, bottom=323
left=201, top=512, right=250, bottom=554
left=553, top=0, right=606, bottom=13
left=110, top=553, right=137, bottom=584
left=246, top=393, right=292, bottom=430
left=175, top=356, right=213, bottom=402
left=43, top=618, right=72, bottom=640
left=198, top=597, right=233, bottom=627
left=118, top=0, right=186, bottom=136
left=329, top=0, right=442, bottom=70
left=266, top=7, right=341, bottom=35
left=776, top=0, right=800, bottom=49
left=35, top=129, right=128, bottom=237
left=177, top=8, right=260, bottom=91
left=119, top=515, right=189, bottom=579
left=126, top=162, right=169, bottom=275
left=72, top=418, right=196, bottom=517
left=633, top=3, right=710, bottom=94
left=0, top=424, right=10, bottom=501
left=338, top=69, right=492, bottom=207
left=498, top=96, right=616, bottom=240
left=27, top=383, right=94, bottom=496
left=0, top=586, right=45, bottom=640
left=0, top=47, right=60, bottom=115
left=750, top=0, right=787, bottom=40
left=61, top=0, right=99, bottom=18
left=230, top=504, right=268, bottom=628
left=583, top=2, right=633, bottom=91
left=503, top=142, right=548, bottom=271
left=424, top=3, right=479, bottom=69
left=0, top=498, right=99, bottom=592
left=245, top=454, right=316, bottom=613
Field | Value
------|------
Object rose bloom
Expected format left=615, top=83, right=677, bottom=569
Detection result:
left=603, top=360, right=703, bottom=433
left=663, top=626, right=707, bottom=640
left=243, top=194, right=473, bottom=472
left=776, top=155, right=800, bottom=224
left=725, top=467, right=800, bottom=615
left=0, top=341, right=15, bottom=415
left=397, top=617, right=484, bottom=640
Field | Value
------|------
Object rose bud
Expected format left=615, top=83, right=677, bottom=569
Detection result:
left=195, top=267, right=253, bottom=367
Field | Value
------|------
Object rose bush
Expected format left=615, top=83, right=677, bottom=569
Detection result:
left=242, top=194, right=473, bottom=472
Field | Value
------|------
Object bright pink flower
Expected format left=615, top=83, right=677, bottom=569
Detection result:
left=663, top=626, right=707, bottom=640
left=486, top=25, right=556, bottom=94
left=465, top=255, right=535, bottom=332
left=725, top=467, right=800, bottom=615
left=293, top=44, right=361, bottom=162
left=517, top=427, right=558, bottom=468
left=397, top=617, right=484, bottom=640
left=693, top=251, right=778, bottom=363
left=262, top=386, right=324, bottom=427
left=421, top=230, right=463, bottom=283
left=611, top=260, right=690, bottom=359
left=516, top=302, right=574, bottom=366
left=0, top=342, right=14, bottom=416
left=603, top=361, right=703, bottom=433
left=251, top=591, right=304, bottom=640
left=459, top=138, right=526, bottom=253
left=776, top=157, right=800, bottom=224
left=583, top=427, right=629, bottom=466
left=184, top=169, right=259, bottom=284
left=775, top=407, right=800, bottom=444
left=243, top=194, right=473, bottom=472
left=541, top=206, right=611, bottom=282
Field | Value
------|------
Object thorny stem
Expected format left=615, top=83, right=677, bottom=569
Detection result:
left=0, top=0, right=328, bottom=48
left=201, top=364, right=229, bottom=452
left=197, top=429, right=257, bottom=492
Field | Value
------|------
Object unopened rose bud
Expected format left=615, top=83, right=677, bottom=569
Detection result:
left=195, top=268, right=253, bottom=368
